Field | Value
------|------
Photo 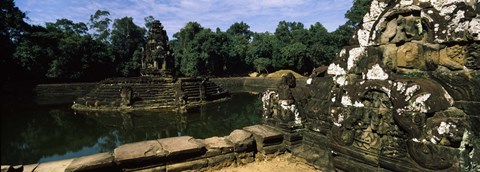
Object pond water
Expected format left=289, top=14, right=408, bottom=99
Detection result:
left=0, top=92, right=262, bottom=165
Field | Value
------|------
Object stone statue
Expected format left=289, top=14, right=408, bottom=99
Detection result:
left=120, top=86, right=133, bottom=106
left=261, top=72, right=302, bottom=129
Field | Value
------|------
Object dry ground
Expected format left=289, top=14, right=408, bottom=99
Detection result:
left=214, top=153, right=319, bottom=172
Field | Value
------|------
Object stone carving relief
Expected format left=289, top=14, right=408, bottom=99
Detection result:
left=332, top=90, right=407, bottom=157
left=465, top=43, right=480, bottom=69
left=327, top=78, right=469, bottom=170
left=302, top=1, right=479, bottom=171
left=377, top=11, right=471, bottom=71
left=381, top=14, right=427, bottom=44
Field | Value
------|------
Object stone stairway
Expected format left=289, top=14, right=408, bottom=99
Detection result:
left=74, top=77, right=177, bottom=109
left=178, top=78, right=229, bottom=103
left=73, top=77, right=230, bottom=111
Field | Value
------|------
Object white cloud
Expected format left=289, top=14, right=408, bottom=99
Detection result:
left=16, top=0, right=353, bottom=39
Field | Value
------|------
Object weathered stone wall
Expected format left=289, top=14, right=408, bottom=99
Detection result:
left=1, top=124, right=296, bottom=172
left=296, top=0, right=480, bottom=171
left=33, top=83, right=97, bottom=105
left=211, top=77, right=307, bottom=93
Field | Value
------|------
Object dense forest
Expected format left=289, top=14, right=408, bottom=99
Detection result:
left=1, top=0, right=372, bottom=83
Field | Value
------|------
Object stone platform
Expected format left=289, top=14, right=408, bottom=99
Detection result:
left=1, top=125, right=295, bottom=172
left=72, top=77, right=229, bottom=112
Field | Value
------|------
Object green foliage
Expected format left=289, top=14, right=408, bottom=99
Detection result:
left=253, top=58, right=271, bottom=73
left=1, top=0, right=30, bottom=81
left=345, top=0, right=373, bottom=30
left=226, top=22, right=253, bottom=39
left=111, top=17, right=146, bottom=76
left=275, top=42, right=307, bottom=70
left=172, top=22, right=204, bottom=76
left=13, top=26, right=56, bottom=80
left=144, top=16, right=155, bottom=29
left=225, top=22, right=252, bottom=74
left=172, top=22, right=254, bottom=77
left=246, top=32, right=274, bottom=65
left=274, top=21, right=306, bottom=45
left=14, top=20, right=113, bottom=81
left=46, top=19, right=88, bottom=35
left=5, top=0, right=366, bottom=83
left=89, top=10, right=111, bottom=42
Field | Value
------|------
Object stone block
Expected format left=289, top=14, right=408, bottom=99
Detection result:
left=226, top=129, right=255, bottom=152
left=206, top=153, right=235, bottom=170
left=65, top=152, right=116, bottom=172
left=284, top=140, right=303, bottom=148
left=131, top=165, right=166, bottom=172
left=243, top=125, right=283, bottom=149
left=396, top=42, right=426, bottom=70
left=198, top=136, right=234, bottom=154
left=439, top=47, right=464, bottom=70
left=113, top=140, right=166, bottom=166
left=34, top=159, right=74, bottom=172
left=235, top=152, right=255, bottom=165
left=157, top=136, right=206, bottom=160
left=202, top=148, right=223, bottom=158
left=263, top=144, right=286, bottom=154
left=283, top=131, right=303, bottom=142
left=165, top=159, right=207, bottom=172
left=380, top=44, right=397, bottom=70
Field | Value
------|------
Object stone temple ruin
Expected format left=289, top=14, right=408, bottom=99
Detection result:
left=8, top=1, right=480, bottom=171
left=141, top=20, right=174, bottom=77
left=262, top=0, right=480, bottom=171
left=73, top=20, right=229, bottom=112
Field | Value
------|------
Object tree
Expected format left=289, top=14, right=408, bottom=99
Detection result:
left=111, top=17, right=146, bottom=76
left=272, top=21, right=308, bottom=72
left=246, top=32, right=274, bottom=66
left=1, top=0, right=30, bottom=81
left=275, top=42, right=307, bottom=71
left=46, top=19, right=88, bottom=35
left=305, top=22, right=337, bottom=67
left=14, top=26, right=58, bottom=81
left=345, top=0, right=373, bottom=30
left=226, top=22, right=253, bottom=39
left=89, top=10, right=111, bottom=42
left=274, top=21, right=306, bottom=45
left=144, top=16, right=155, bottom=29
left=172, top=22, right=205, bottom=76
left=253, top=58, right=271, bottom=73
left=225, top=22, right=253, bottom=74
left=15, top=19, right=113, bottom=81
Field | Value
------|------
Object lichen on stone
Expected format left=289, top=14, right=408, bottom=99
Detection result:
left=366, top=64, right=389, bottom=80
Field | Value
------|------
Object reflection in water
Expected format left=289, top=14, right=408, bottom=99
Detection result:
left=1, top=92, right=262, bottom=165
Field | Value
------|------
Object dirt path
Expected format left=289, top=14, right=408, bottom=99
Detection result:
left=214, top=153, right=319, bottom=172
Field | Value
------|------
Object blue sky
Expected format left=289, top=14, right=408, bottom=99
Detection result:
left=16, top=0, right=353, bottom=39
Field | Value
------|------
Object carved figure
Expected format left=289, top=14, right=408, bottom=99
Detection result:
left=120, top=86, right=133, bottom=106
left=465, top=43, right=480, bottom=69
left=261, top=72, right=302, bottom=128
